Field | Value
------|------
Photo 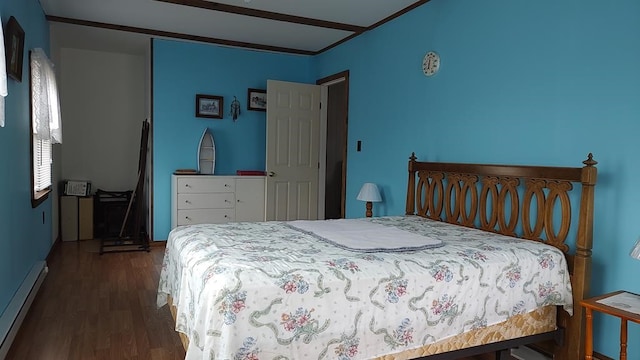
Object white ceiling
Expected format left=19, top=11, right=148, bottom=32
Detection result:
left=40, top=0, right=427, bottom=55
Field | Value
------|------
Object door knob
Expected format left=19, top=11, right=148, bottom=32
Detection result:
left=268, top=171, right=276, bottom=177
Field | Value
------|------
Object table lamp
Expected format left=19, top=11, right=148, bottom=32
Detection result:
left=357, top=183, right=382, bottom=217
left=631, top=237, right=640, bottom=260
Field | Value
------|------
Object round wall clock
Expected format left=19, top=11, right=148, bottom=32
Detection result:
left=422, top=51, right=440, bottom=76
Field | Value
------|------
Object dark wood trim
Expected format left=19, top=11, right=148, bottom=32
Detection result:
left=367, top=0, right=432, bottom=32
left=154, top=0, right=366, bottom=33
left=409, top=160, right=584, bottom=181
left=317, top=32, right=361, bottom=54
left=47, top=2, right=431, bottom=56
left=594, top=351, right=614, bottom=360
left=149, top=38, right=154, bottom=242
left=31, top=188, right=51, bottom=208
left=316, top=70, right=349, bottom=86
left=46, top=15, right=316, bottom=56
left=317, top=0, right=431, bottom=54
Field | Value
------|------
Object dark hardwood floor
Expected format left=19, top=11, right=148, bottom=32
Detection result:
left=6, top=240, right=184, bottom=360
left=6, top=239, right=509, bottom=360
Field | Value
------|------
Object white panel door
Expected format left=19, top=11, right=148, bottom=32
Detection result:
left=266, top=80, right=321, bottom=221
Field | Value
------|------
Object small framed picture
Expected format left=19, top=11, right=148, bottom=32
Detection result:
left=196, top=94, right=224, bottom=119
left=5, top=16, right=25, bottom=82
left=247, top=88, right=267, bottom=111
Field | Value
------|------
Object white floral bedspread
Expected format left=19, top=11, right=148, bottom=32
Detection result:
left=157, top=216, right=573, bottom=360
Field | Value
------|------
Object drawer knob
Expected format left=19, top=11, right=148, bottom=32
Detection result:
left=185, top=200, right=191, bottom=204
left=185, top=216, right=191, bottom=221
left=185, top=183, right=191, bottom=188
left=225, top=183, right=231, bottom=187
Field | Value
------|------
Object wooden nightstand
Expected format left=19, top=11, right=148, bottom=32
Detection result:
left=580, top=290, right=640, bottom=360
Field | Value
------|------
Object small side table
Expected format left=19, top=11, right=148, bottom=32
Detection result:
left=580, top=290, right=640, bottom=360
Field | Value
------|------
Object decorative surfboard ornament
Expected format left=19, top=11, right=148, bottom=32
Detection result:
left=197, top=128, right=215, bottom=174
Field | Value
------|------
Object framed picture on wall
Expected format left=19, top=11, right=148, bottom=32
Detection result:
left=247, top=88, right=266, bottom=111
left=196, top=94, right=224, bottom=119
left=4, top=16, right=25, bottom=82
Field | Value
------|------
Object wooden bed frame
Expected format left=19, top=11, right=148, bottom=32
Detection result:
left=405, top=153, right=597, bottom=360
left=166, top=153, right=597, bottom=360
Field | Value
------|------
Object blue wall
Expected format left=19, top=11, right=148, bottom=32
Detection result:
left=4, top=0, right=636, bottom=356
left=313, top=0, right=640, bottom=358
left=152, top=0, right=640, bottom=356
left=0, top=1, right=51, bottom=316
left=153, top=39, right=314, bottom=240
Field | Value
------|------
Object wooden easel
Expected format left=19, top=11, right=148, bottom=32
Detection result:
left=100, top=119, right=150, bottom=254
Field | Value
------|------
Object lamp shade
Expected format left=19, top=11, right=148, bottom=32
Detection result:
left=631, top=237, right=640, bottom=260
left=357, top=183, right=382, bottom=202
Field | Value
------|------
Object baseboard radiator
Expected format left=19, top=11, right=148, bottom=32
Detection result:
left=0, top=261, right=48, bottom=359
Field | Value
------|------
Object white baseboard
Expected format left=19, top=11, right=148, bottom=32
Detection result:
left=0, top=261, right=48, bottom=359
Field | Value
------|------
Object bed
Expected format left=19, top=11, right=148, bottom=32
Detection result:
left=157, top=153, right=597, bottom=360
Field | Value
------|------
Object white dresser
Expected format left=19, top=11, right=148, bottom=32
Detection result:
left=171, top=175, right=265, bottom=229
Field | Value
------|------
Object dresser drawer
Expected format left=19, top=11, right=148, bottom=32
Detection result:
left=176, top=209, right=235, bottom=226
left=171, top=175, right=265, bottom=230
left=177, top=193, right=235, bottom=210
left=176, top=177, right=235, bottom=193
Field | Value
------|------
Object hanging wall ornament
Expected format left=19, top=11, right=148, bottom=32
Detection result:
left=230, top=96, right=241, bottom=121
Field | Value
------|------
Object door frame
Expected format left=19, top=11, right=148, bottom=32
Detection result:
left=317, top=70, right=349, bottom=219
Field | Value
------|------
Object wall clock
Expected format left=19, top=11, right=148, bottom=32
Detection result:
left=422, top=51, right=440, bottom=76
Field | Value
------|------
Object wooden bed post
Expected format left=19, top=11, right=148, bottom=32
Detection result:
left=406, top=152, right=417, bottom=215
left=558, top=153, right=597, bottom=360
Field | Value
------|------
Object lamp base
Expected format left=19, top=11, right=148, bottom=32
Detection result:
left=365, top=201, right=373, bottom=217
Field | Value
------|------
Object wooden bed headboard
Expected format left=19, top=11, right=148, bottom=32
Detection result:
left=405, top=153, right=597, bottom=360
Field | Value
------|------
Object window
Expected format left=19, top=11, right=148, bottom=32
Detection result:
left=32, top=137, right=52, bottom=202
left=30, top=48, right=62, bottom=207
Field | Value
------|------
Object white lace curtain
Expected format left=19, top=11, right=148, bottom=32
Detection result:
left=30, top=48, right=62, bottom=143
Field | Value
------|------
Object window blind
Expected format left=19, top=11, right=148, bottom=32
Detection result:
left=33, top=137, right=52, bottom=192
